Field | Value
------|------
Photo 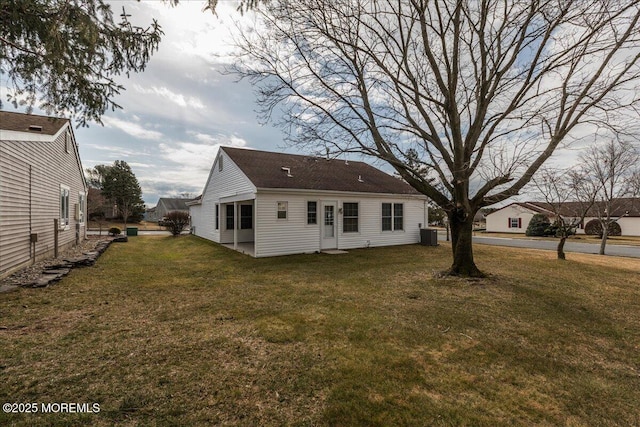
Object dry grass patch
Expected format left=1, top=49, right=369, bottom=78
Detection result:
left=0, top=236, right=638, bottom=426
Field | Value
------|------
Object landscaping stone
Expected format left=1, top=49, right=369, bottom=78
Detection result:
left=0, top=237, right=114, bottom=291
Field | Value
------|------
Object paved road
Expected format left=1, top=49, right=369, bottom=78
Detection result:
left=438, top=232, right=640, bottom=259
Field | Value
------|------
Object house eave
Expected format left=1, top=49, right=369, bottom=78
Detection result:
left=255, top=187, right=428, bottom=199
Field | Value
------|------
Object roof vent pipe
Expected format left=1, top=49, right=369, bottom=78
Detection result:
left=281, top=167, right=293, bottom=178
left=358, top=175, right=364, bottom=182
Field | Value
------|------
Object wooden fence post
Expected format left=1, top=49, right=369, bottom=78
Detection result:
left=54, top=218, right=59, bottom=257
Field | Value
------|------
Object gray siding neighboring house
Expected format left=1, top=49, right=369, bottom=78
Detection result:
left=154, top=198, right=194, bottom=222
left=0, top=111, right=88, bottom=278
left=190, top=147, right=429, bottom=257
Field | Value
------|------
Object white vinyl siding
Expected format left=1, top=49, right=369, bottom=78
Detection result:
left=485, top=204, right=537, bottom=234
left=190, top=150, right=256, bottom=243
left=254, top=192, right=425, bottom=257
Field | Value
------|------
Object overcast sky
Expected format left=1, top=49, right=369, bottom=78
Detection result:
left=4, top=1, right=627, bottom=207
left=66, top=1, right=287, bottom=206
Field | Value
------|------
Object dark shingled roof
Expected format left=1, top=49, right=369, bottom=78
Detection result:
left=0, top=110, right=68, bottom=135
left=223, top=147, right=422, bottom=195
left=526, top=198, right=640, bottom=218
left=158, top=198, right=193, bottom=211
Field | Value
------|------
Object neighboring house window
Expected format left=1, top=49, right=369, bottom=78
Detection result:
left=307, top=201, right=317, bottom=224
left=60, top=185, right=70, bottom=229
left=382, top=203, right=404, bottom=231
left=78, top=192, right=86, bottom=224
left=277, top=201, right=287, bottom=219
left=218, top=156, right=223, bottom=172
left=215, top=204, right=219, bottom=230
left=343, top=202, right=359, bottom=233
left=509, top=217, right=522, bottom=228
left=226, top=205, right=234, bottom=230
left=240, top=205, right=253, bottom=229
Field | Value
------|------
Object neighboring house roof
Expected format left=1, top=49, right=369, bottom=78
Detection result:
left=494, top=198, right=640, bottom=218
left=186, top=195, right=202, bottom=206
left=0, top=110, right=68, bottom=135
left=0, top=110, right=87, bottom=190
left=222, top=147, right=422, bottom=195
left=158, top=198, right=193, bottom=212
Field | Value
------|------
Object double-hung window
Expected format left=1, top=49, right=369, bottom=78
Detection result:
left=509, top=218, right=522, bottom=228
left=382, top=203, right=404, bottom=231
left=215, top=204, right=219, bottom=230
left=307, top=201, right=317, bottom=224
left=277, top=202, right=288, bottom=219
left=343, top=202, right=359, bottom=233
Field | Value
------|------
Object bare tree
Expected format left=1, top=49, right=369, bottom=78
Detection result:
left=233, top=0, right=640, bottom=276
left=532, top=168, right=599, bottom=260
left=580, top=139, right=640, bottom=255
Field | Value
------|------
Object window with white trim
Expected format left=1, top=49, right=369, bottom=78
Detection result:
left=60, top=185, right=70, bottom=229
left=509, top=217, right=522, bottom=228
left=343, top=202, right=359, bottom=233
left=277, top=201, right=288, bottom=219
left=382, top=203, right=404, bottom=231
left=78, top=191, right=86, bottom=224
left=307, top=201, right=317, bottom=224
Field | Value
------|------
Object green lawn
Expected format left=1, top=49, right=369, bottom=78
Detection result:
left=1, top=236, right=639, bottom=426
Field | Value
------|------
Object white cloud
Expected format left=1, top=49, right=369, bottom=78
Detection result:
left=132, top=85, right=206, bottom=110
left=101, top=116, right=163, bottom=140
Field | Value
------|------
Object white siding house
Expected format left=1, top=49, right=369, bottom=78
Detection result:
left=485, top=203, right=546, bottom=234
left=190, top=147, right=429, bottom=257
left=486, top=200, right=640, bottom=236
left=0, top=111, right=88, bottom=278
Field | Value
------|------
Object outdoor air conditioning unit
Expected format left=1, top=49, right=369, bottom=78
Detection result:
left=420, top=228, right=438, bottom=246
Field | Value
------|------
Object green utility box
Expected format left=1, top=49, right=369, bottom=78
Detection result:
left=126, top=227, right=138, bottom=237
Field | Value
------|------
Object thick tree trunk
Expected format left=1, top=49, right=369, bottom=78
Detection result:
left=557, top=236, right=567, bottom=260
left=448, top=211, right=485, bottom=277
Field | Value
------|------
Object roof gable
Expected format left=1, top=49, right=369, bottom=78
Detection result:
left=0, top=110, right=68, bottom=135
left=221, top=147, right=421, bottom=195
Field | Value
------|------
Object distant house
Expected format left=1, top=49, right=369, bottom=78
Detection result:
left=154, top=198, right=194, bottom=222
left=189, top=147, right=429, bottom=257
left=485, top=199, right=640, bottom=236
left=0, top=111, right=88, bottom=278
left=144, top=206, right=157, bottom=222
